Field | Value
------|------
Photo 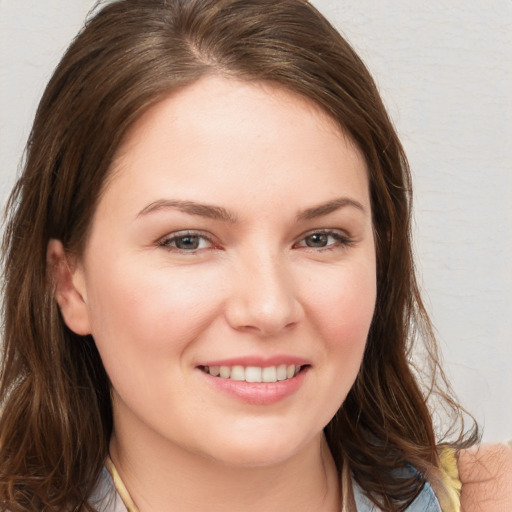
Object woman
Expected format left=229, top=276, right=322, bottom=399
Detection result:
left=0, top=0, right=508, bottom=510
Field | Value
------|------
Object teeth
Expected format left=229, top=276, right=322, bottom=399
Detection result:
left=204, top=364, right=303, bottom=382
left=231, top=365, right=245, bottom=381
left=220, top=366, right=231, bottom=379
left=245, top=366, right=262, bottom=382
left=262, top=366, right=277, bottom=383
left=276, top=364, right=287, bottom=381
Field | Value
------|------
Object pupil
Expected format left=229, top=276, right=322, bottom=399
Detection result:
left=176, top=236, right=199, bottom=250
left=307, top=233, right=327, bottom=247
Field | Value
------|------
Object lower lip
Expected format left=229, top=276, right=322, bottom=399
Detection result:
left=199, top=367, right=308, bottom=405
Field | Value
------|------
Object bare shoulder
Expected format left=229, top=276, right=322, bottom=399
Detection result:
left=458, top=443, right=512, bottom=512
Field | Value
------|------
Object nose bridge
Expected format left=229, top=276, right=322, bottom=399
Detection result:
left=226, top=245, right=302, bottom=336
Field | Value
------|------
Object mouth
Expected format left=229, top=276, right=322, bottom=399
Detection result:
left=198, top=364, right=308, bottom=383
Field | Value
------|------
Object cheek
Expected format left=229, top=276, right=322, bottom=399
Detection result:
left=303, top=261, right=376, bottom=401
left=306, top=262, right=376, bottom=343
left=291, top=262, right=376, bottom=431
left=82, top=264, right=227, bottom=421
left=84, top=260, right=226, bottom=357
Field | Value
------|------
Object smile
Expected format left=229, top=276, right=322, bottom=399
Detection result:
left=200, top=364, right=303, bottom=383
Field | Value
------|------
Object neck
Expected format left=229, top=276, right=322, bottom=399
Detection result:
left=109, top=425, right=340, bottom=512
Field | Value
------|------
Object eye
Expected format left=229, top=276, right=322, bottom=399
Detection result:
left=295, top=230, right=352, bottom=250
left=158, top=231, right=213, bottom=252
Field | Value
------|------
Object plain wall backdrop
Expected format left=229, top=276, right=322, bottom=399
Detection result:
left=1, top=0, right=511, bottom=443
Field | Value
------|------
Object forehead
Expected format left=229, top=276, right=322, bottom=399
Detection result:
left=112, top=76, right=363, bottom=166
left=98, top=75, right=370, bottom=221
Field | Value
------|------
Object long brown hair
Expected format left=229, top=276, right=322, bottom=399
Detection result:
left=0, top=0, right=477, bottom=510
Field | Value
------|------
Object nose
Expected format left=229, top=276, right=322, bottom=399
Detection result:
left=224, top=252, right=304, bottom=337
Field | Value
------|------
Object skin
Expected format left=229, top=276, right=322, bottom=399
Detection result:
left=459, top=444, right=512, bottom=512
left=50, top=76, right=376, bottom=511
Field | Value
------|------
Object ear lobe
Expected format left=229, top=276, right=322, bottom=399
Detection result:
left=47, top=239, right=92, bottom=336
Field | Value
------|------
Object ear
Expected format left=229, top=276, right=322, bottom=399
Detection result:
left=47, top=239, right=92, bottom=336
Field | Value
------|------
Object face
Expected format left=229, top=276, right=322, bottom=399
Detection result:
left=62, top=76, right=376, bottom=468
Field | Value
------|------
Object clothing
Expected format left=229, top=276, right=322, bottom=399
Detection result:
left=352, top=479, right=442, bottom=512
left=91, top=450, right=461, bottom=512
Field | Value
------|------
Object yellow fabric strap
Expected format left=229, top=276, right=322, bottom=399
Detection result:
left=436, top=447, right=462, bottom=512
left=105, top=457, right=139, bottom=512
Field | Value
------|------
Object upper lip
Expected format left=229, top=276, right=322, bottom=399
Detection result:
left=196, top=355, right=310, bottom=368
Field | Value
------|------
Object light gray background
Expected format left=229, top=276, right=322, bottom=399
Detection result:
left=1, top=1, right=511, bottom=442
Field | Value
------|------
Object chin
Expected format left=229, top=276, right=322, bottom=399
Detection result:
left=195, top=425, right=321, bottom=469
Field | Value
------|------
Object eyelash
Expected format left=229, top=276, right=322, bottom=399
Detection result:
left=157, top=229, right=354, bottom=254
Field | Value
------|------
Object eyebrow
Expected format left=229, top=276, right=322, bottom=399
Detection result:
left=137, top=196, right=366, bottom=223
left=137, top=199, right=237, bottom=223
left=296, top=197, right=366, bottom=221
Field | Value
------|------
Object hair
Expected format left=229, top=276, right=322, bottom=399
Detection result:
left=0, top=0, right=477, bottom=510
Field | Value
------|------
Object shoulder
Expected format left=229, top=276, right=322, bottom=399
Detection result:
left=458, top=443, right=512, bottom=512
